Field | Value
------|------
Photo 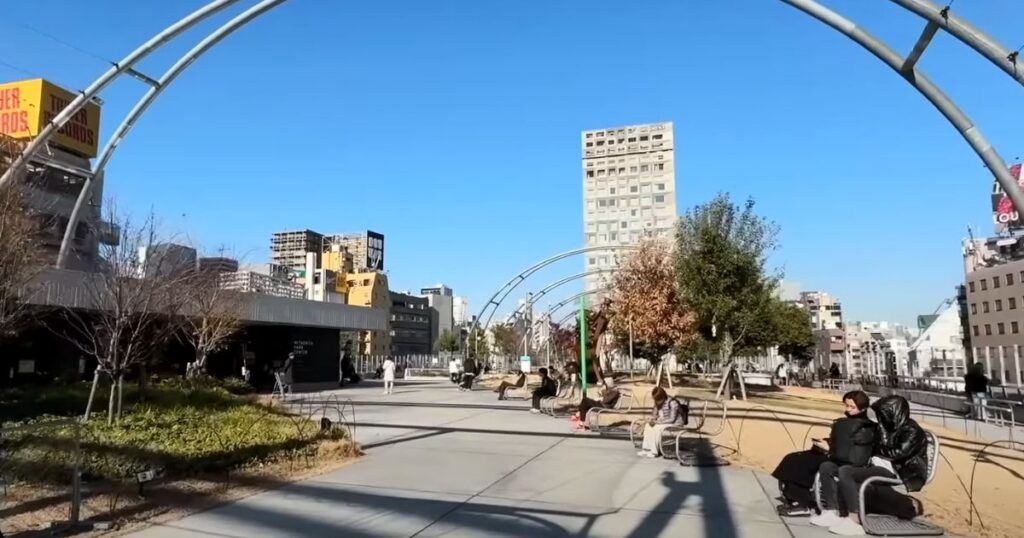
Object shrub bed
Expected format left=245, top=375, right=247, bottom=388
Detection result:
left=1, top=383, right=345, bottom=484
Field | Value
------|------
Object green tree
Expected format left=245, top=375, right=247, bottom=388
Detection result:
left=490, top=324, right=518, bottom=358
left=773, top=301, right=814, bottom=364
left=437, top=329, right=460, bottom=353
left=675, top=193, right=780, bottom=398
left=467, top=329, right=490, bottom=360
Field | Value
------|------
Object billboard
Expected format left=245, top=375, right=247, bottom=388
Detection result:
left=366, top=230, right=385, bottom=271
left=0, top=79, right=101, bottom=158
left=992, top=163, right=1024, bottom=233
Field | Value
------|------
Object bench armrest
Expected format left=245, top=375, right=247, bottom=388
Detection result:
left=858, top=475, right=905, bottom=523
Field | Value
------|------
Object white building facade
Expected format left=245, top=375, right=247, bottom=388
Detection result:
left=582, top=122, right=678, bottom=294
left=909, top=305, right=967, bottom=378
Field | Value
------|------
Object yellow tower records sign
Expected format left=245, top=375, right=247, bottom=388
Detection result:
left=0, top=78, right=102, bottom=158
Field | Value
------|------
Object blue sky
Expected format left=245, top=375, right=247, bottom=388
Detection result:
left=3, top=0, right=1023, bottom=326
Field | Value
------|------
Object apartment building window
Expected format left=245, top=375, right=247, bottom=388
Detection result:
left=983, top=301, right=990, bottom=313
left=973, top=325, right=980, bottom=337
left=656, top=183, right=665, bottom=191
left=985, top=324, right=992, bottom=335
left=609, top=187, right=616, bottom=194
left=640, top=135, right=649, bottom=141
left=630, top=185, right=638, bottom=193
left=655, top=163, right=665, bottom=171
left=971, top=303, right=977, bottom=315
left=969, top=281, right=976, bottom=293
left=1009, top=273, right=1016, bottom=286
left=654, top=195, right=665, bottom=203
left=998, top=322, right=1006, bottom=335
left=994, top=276, right=1002, bottom=288
left=997, top=299, right=1004, bottom=312
left=653, top=134, right=663, bottom=140
left=981, top=279, right=988, bottom=291
left=621, top=221, right=628, bottom=229
left=640, top=164, right=649, bottom=172
left=586, top=171, right=594, bottom=178
left=1011, top=297, right=1018, bottom=310
left=1013, top=321, right=1020, bottom=334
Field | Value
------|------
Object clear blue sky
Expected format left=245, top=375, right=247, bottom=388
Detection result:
left=3, top=0, right=1023, bottom=326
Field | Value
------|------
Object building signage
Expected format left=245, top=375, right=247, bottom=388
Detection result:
left=0, top=78, right=101, bottom=158
left=992, top=164, right=1024, bottom=233
left=366, top=230, right=385, bottom=271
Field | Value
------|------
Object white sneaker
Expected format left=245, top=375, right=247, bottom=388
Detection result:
left=828, top=518, right=865, bottom=536
left=637, top=450, right=651, bottom=457
left=642, top=451, right=659, bottom=459
left=809, top=510, right=842, bottom=528
left=530, top=409, right=540, bottom=414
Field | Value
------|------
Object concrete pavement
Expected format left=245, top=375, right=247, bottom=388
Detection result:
left=124, top=379, right=834, bottom=538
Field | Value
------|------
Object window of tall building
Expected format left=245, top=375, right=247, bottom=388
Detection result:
left=630, top=185, right=638, bottom=193
left=995, top=276, right=1002, bottom=288
left=654, top=195, right=666, bottom=204
left=656, top=183, right=665, bottom=191
left=973, top=325, right=979, bottom=337
left=640, top=135, right=649, bottom=141
left=997, top=299, right=1003, bottom=312
left=655, top=163, right=665, bottom=171
left=971, top=303, right=978, bottom=315
left=1008, top=273, right=1016, bottom=286
left=653, top=134, right=663, bottom=140
left=981, top=279, right=988, bottom=291
left=1011, top=297, right=1018, bottom=310
left=640, top=164, right=649, bottom=172
left=1013, top=321, right=1020, bottom=334
left=609, top=187, right=616, bottom=195
left=969, top=281, right=976, bottom=293
left=999, top=322, right=1006, bottom=335
left=628, top=137, right=636, bottom=143
left=586, top=171, right=594, bottom=178
left=985, top=324, right=992, bottom=335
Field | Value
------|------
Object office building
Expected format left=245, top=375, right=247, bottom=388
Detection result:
left=582, top=122, right=677, bottom=293
left=453, top=296, right=471, bottom=325
left=390, top=292, right=433, bottom=355
left=325, top=230, right=385, bottom=272
left=199, top=257, right=239, bottom=274
left=909, top=304, right=967, bottom=378
left=345, top=271, right=392, bottom=356
left=845, top=321, right=914, bottom=377
left=962, top=234, right=1024, bottom=385
left=271, top=230, right=323, bottom=274
left=795, top=291, right=845, bottom=374
left=138, top=243, right=197, bottom=278
left=421, top=284, right=454, bottom=348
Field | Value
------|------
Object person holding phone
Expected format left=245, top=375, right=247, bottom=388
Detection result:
left=772, top=390, right=877, bottom=517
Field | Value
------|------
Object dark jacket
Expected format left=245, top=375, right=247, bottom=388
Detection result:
left=964, top=372, right=988, bottom=395
left=463, top=359, right=477, bottom=375
left=871, top=396, right=929, bottom=492
left=535, top=375, right=557, bottom=397
left=828, top=414, right=877, bottom=466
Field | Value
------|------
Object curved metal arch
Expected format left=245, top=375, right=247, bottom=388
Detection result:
left=888, top=0, right=1024, bottom=87
left=0, top=0, right=245, bottom=188
left=56, top=0, right=287, bottom=268
left=5, top=0, right=1021, bottom=270
left=503, top=268, right=615, bottom=324
left=781, top=0, right=1024, bottom=212
left=470, top=245, right=637, bottom=337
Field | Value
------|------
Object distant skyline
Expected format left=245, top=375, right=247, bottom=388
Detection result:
left=2, top=0, right=1023, bottom=326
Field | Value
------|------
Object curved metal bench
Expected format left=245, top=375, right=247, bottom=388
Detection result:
left=585, top=388, right=635, bottom=435
left=539, top=379, right=570, bottom=415
left=628, top=399, right=728, bottom=458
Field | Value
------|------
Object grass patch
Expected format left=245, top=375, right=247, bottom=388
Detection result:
left=1, top=382, right=348, bottom=484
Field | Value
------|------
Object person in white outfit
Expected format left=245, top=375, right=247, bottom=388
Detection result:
left=382, top=357, right=396, bottom=394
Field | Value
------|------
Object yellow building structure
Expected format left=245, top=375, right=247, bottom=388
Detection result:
left=345, top=271, right=391, bottom=356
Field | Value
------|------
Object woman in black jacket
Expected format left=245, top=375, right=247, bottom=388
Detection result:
left=773, top=390, right=877, bottom=517
left=825, top=395, right=928, bottom=536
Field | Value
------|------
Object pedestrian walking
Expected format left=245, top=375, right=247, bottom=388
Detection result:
left=382, top=357, right=396, bottom=395
left=460, top=358, right=477, bottom=391
left=448, top=358, right=460, bottom=384
left=964, top=362, right=989, bottom=420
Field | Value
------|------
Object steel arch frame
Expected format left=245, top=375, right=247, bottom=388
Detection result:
left=55, top=0, right=287, bottom=268
left=503, top=268, right=615, bottom=324
left=0, top=0, right=1021, bottom=268
left=470, top=245, right=637, bottom=337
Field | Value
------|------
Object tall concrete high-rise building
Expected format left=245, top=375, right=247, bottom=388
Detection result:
left=452, top=296, right=471, bottom=325
left=582, top=122, right=677, bottom=293
left=270, top=230, right=323, bottom=274
left=421, top=285, right=454, bottom=350
left=324, top=231, right=385, bottom=273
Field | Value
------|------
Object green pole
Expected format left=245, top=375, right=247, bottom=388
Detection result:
left=579, top=296, right=588, bottom=395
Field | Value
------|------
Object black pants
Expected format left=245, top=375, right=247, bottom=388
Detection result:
left=838, top=465, right=896, bottom=514
left=532, top=388, right=556, bottom=409
left=578, top=397, right=604, bottom=421
left=461, top=373, right=475, bottom=389
left=450, top=373, right=460, bottom=383
left=818, top=461, right=844, bottom=512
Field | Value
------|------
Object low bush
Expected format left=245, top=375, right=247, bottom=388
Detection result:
left=1, top=386, right=346, bottom=484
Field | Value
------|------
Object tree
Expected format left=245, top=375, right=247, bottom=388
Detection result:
left=773, top=301, right=814, bottom=364
left=61, top=208, right=188, bottom=423
left=467, top=328, right=490, bottom=361
left=437, top=329, right=460, bottom=353
left=0, top=135, right=40, bottom=344
left=182, top=262, right=248, bottom=378
left=675, top=193, right=780, bottom=399
left=490, top=323, right=518, bottom=359
left=607, top=238, right=694, bottom=374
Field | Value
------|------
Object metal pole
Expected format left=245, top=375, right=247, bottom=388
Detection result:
left=578, top=297, right=589, bottom=395
left=780, top=0, right=1024, bottom=216
left=628, top=316, right=635, bottom=380
left=0, top=0, right=243, bottom=189
left=57, top=0, right=290, bottom=268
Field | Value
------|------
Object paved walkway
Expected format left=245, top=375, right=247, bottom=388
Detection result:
left=125, top=379, right=832, bottom=538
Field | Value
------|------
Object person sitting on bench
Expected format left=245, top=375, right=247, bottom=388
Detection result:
left=637, top=387, right=686, bottom=458
left=495, top=369, right=527, bottom=400
left=529, top=368, right=557, bottom=413
left=572, top=381, right=620, bottom=431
